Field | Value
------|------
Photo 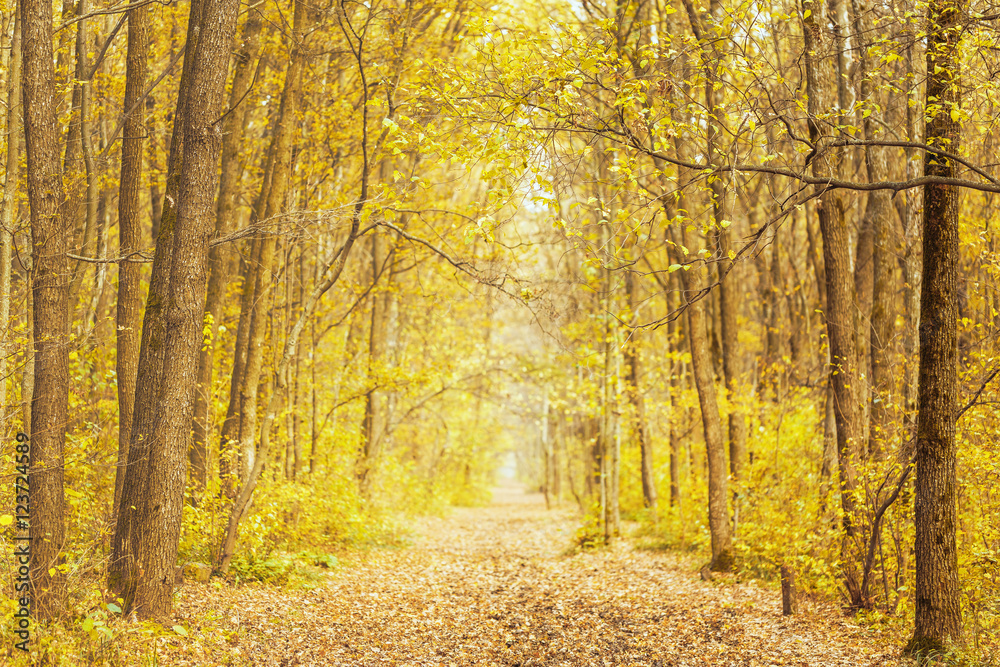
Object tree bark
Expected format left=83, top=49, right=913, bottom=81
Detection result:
left=677, top=226, right=733, bottom=571
left=360, top=229, right=393, bottom=496
left=110, top=0, right=205, bottom=612
left=802, top=0, right=863, bottom=604
left=624, top=269, right=656, bottom=512
left=233, top=0, right=309, bottom=492
left=191, top=7, right=264, bottom=493
left=905, top=0, right=964, bottom=651
left=110, top=0, right=239, bottom=619
left=667, top=279, right=681, bottom=509
left=0, top=9, right=20, bottom=426
left=112, top=0, right=149, bottom=521
left=21, top=0, right=71, bottom=619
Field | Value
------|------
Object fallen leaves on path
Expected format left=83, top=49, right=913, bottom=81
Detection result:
left=159, top=485, right=902, bottom=666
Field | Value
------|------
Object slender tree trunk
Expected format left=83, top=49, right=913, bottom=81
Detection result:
left=0, top=10, right=20, bottom=426
left=360, top=230, right=392, bottom=496
left=292, top=247, right=306, bottom=479
left=147, top=95, right=163, bottom=237
left=905, top=0, right=964, bottom=651
left=21, top=0, right=71, bottom=619
left=219, top=236, right=260, bottom=492
left=696, top=1, right=747, bottom=529
left=625, top=269, right=656, bottom=512
left=667, top=280, right=681, bottom=509
left=678, top=226, right=733, bottom=571
left=191, top=8, right=264, bottom=493
left=894, top=29, right=924, bottom=616
left=112, top=0, right=149, bottom=521
left=69, top=6, right=100, bottom=315
left=21, top=244, right=34, bottom=431
left=803, top=0, right=863, bottom=605
left=233, top=0, right=309, bottom=492
left=664, top=13, right=731, bottom=566
left=309, top=283, right=318, bottom=474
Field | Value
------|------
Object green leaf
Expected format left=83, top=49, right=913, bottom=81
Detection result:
left=173, top=625, right=188, bottom=637
left=107, top=603, right=122, bottom=613
left=668, top=264, right=682, bottom=273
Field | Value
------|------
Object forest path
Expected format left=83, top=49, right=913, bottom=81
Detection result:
left=172, top=484, right=901, bottom=666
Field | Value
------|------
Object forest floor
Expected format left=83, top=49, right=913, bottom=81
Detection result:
left=154, top=484, right=906, bottom=666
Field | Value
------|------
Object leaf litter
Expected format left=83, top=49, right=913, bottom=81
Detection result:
left=156, top=484, right=904, bottom=666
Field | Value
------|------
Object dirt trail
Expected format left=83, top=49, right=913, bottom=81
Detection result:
left=173, top=484, right=902, bottom=666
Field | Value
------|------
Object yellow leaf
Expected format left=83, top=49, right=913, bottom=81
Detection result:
left=950, top=106, right=961, bottom=123
left=0, top=515, right=12, bottom=526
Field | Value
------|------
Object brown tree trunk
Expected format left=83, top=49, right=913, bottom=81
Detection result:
left=803, top=0, right=863, bottom=605
left=677, top=226, right=733, bottom=571
left=850, top=10, right=898, bottom=563
left=111, top=0, right=204, bottom=611
left=112, top=0, right=149, bottom=521
left=110, top=0, right=239, bottom=619
left=664, top=11, right=731, bottom=565
left=191, top=7, right=264, bottom=493
left=218, top=236, right=261, bottom=492
left=68, top=4, right=100, bottom=316
left=21, top=0, right=71, bottom=619
left=624, top=269, right=656, bottom=512
left=0, top=9, right=20, bottom=424
left=233, top=0, right=309, bottom=491
left=360, top=230, right=393, bottom=496
left=667, top=280, right=681, bottom=509
left=905, top=0, right=964, bottom=652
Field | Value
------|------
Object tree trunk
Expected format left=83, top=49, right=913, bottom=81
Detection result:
left=625, top=269, right=656, bottom=512
left=233, top=0, right=309, bottom=492
left=698, top=12, right=747, bottom=529
left=110, top=0, right=204, bottom=612
left=219, top=236, right=261, bottom=492
left=905, top=0, right=964, bottom=651
left=803, top=0, right=863, bottom=605
left=112, top=0, right=149, bottom=521
left=678, top=227, right=733, bottom=571
left=21, top=0, right=71, bottom=619
left=68, top=2, right=100, bottom=316
left=191, top=7, right=264, bottom=493
left=110, top=0, right=239, bottom=619
left=360, top=230, right=393, bottom=496
left=0, top=9, right=20, bottom=427
left=667, top=281, right=681, bottom=509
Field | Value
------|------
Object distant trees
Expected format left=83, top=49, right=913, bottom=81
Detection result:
left=440, top=0, right=1000, bottom=654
